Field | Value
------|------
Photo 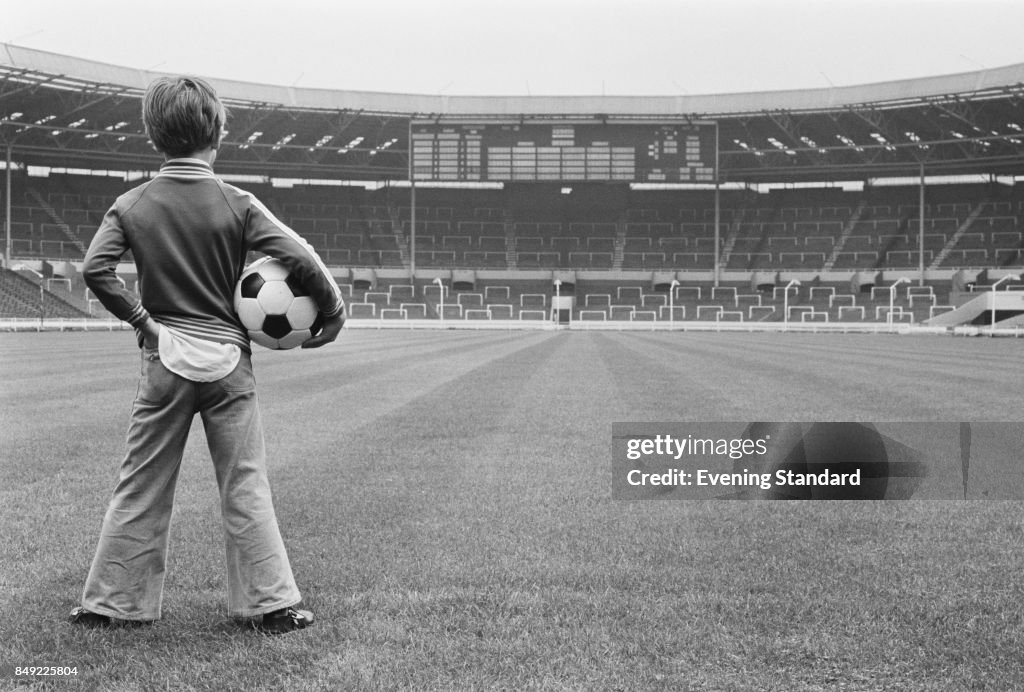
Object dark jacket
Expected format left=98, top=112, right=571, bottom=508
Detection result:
left=83, top=158, right=345, bottom=350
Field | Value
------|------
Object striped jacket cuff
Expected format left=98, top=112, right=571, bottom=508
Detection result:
left=324, top=301, right=346, bottom=319
left=125, top=303, right=150, bottom=327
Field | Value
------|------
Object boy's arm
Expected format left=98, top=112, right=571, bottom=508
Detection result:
left=244, top=197, right=346, bottom=321
left=83, top=206, right=157, bottom=345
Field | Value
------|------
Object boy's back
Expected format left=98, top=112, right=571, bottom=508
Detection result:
left=85, top=159, right=343, bottom=349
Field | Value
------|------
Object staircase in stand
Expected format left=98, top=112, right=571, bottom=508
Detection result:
left=504, top=212, right=518, bottom=269
left=26, top=188, right=88, bottom=257
left=823, top=200, right=868, bottom=272
left=611, top=214, right=628, bottom=270
left=717, top=208, right=748, bottom=267
left=930, top=201, right=987, bottom=269
left=387, top=205, right=411, bottom=270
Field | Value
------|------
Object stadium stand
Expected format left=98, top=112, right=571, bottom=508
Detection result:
left=2, top=43, right=1022, bottom=327
left=3, top=170, right=1023, bottom=324
left=11, top=173, right=1023, bottom=273
left=0, top=267, right=91, bottom=319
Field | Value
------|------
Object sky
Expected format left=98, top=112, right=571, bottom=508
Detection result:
left=5, top=0, right=1024, bottom=97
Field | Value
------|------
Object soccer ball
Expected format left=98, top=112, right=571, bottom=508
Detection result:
left=233, top=257, right=324, bottom=350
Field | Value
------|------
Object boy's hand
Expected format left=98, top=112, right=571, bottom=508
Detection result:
left=140, top=318, right=161, bottom=349
left=302, top=313, right=344, bottom=349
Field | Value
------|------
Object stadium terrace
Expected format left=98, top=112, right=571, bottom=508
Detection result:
left=1, top=43, right=1023, bottom=334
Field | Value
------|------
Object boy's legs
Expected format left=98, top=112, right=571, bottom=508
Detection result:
left=198, top=352, right=301, bottom=618
left=81, top=347, right=194, bottom=621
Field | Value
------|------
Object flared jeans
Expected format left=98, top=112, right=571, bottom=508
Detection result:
left=81, top=346, right=301, bottom=621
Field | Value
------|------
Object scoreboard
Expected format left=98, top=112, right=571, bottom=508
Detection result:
left=410, top=120, right=717, bottom=184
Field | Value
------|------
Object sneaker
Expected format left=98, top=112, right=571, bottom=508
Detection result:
left=68, top=607, right=149, bottom=628
left=68, top=607, right=111, bottom=628
left=252, top=607, right=314, bottom=634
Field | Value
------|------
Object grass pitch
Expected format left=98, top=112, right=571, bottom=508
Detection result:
left=1, top=329, right=1023, bottom=690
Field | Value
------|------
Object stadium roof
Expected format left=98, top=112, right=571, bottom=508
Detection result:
left=2, top=41, right=1024, bottom=184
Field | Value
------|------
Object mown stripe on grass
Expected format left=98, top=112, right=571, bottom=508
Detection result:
left=601, top=331, right=1022, bottom=421
left=6, top=330, right=1024, bottom=690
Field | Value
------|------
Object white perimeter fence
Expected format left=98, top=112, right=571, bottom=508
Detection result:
left=1, top=317, right=1022, bottom=337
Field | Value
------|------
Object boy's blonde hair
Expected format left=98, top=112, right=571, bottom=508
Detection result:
left=142, top=76, right=226, bottom=157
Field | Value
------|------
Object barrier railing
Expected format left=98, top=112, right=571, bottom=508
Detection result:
left=3, top=316, right=1020, bottom=337
left=0, top=318, right=130, bottom=332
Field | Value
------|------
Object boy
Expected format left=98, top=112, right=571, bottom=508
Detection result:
left=71, top=75, right=344, bottom=634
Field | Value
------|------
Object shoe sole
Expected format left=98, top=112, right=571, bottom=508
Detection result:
left=69, top=607, right=153, bottom=629
left=251, top=608, right=314, bottom=634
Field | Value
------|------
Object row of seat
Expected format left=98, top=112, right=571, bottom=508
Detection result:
left=339, top=281, right=953, bottom=324
left=7, top=178, right=1024, bottom=273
